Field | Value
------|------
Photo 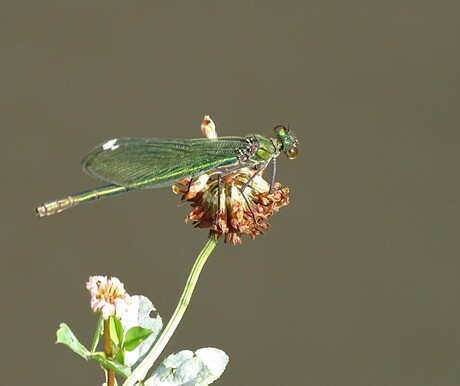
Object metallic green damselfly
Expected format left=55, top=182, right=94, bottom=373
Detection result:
left=35, top=125, right=298, bottom=217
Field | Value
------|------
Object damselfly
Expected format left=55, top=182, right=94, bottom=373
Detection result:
left=35, top=125, right=298, bottom=217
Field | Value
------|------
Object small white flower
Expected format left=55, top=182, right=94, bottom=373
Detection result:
left=86, top=276, right=131, bottom=319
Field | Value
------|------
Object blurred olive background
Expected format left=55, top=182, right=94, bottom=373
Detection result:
left=1, top=1, right=459, bottom=385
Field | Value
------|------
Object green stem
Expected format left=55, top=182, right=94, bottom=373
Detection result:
left=104, top=318, right=115, bottom=386
left=122, top=237, right=218, bottom=386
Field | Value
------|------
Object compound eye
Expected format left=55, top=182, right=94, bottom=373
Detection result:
left=274, top=125, right=288, bottom=136
left=286, top=146, right=298, bottom=159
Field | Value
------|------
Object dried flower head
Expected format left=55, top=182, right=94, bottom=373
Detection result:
left=86, top=276, right=131, bottom=320
left=173, top=169, right=289, bottom=244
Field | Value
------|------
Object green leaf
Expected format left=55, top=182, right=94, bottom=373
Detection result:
left=91, top=352, right=131, bottom=377
left=56, top=323, right=131, bottom=377
left=145, top=347, right=229, bottom=386
left=56, top=323, right=91, bottom=360
left=110, top=316, right=124, bottom=347
left=90, top=316, right=104, bottom=352
left=123, top=327, right=154, bottom=352
left=114, top=349, right=125, bottom=366
left=120, top=295, right=163, bottom=368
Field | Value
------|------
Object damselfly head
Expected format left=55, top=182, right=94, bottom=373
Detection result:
left=273, top=125, right=298, bottom=160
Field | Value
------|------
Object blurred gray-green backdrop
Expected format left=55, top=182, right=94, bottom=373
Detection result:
left=1, top=2, right=459, bottom=385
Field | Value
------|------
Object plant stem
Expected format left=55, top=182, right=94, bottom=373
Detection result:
left=104, top=318, right=115, bottom=386
left=123, top=237, right=218, bottom=386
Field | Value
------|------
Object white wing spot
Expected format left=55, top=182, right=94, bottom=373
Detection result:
left=102, top=139, right=119, bottom=150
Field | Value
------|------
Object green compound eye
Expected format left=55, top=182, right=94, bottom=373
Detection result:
left=273, top=125, right=288, bottom=137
